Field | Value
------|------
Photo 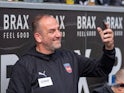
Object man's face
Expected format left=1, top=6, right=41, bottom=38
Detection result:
left=114, top=80, right=124, bottom=93
left=38, top=17, right=62, bottom=53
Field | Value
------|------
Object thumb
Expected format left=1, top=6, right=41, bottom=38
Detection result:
left=97, top=27, right=103, bottom=38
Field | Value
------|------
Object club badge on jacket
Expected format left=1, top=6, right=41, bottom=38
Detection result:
left=63, top=63, right=72, bottom=73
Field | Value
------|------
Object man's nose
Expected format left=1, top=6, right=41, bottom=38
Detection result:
left=56, top=30, right=62, bottom=37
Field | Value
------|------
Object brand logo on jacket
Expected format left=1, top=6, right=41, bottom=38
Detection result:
left=63, top=63, right=72, bottom=73
left=38, top=71, right=47, bottom=77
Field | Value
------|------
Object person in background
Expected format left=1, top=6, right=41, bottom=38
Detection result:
left=7, top=14, right=115, bottom=93
left=96, top=0, right=122, bottom=6
left=109, top=0, right=122, bottom=6
left=92, top=68, right=124, bottom=93
left=95, top=0, right=110, bottom=5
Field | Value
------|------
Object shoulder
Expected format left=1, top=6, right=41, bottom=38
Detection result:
left=16, top=54, right=33, bottom=64
left=92, top=84, right=113, bottom=93
left=92, top=86, right=105, bottom=93
left=13, top=55, right=35, bottom=71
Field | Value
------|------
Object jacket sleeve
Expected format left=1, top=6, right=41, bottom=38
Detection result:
left=92, top=84, right=113, bottom=93
left=77, top=47, right=115, bottom=77
left=7, top=61, right=32, bottom=93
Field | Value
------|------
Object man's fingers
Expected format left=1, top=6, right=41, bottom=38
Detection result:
left=97, top=27, right=103, bottom=33
left=105, top=23, right=110, bottom=29
left=97, top=27, right=104, bottom=37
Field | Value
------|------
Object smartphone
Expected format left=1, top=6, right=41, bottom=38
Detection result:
left=102, top=19, right=107, bottom=30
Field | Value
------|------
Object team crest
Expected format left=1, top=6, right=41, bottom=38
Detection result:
left=63, top=63, right=72, bottom=73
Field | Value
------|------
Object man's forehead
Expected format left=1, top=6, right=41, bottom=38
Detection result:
left=41, top=17, right=57, bottom=24
left=42, top=16, right=55, bottom=21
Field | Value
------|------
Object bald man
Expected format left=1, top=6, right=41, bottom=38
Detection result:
left=7, top=14, right=115, bottom=93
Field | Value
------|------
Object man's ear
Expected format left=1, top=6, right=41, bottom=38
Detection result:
left=34, top=32, right=42, bottom=43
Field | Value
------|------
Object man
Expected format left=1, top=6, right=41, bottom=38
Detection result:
left=92, top=68, right=124, bottom=93
left=7, top=14, right=115, bottom=93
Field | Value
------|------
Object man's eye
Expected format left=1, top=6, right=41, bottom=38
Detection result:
left=49, top=30, right=55, bottom=33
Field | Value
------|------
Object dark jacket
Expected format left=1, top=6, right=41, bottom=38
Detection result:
left=92, top=84, right=114, bottom=93
left=7, top=46, right=115, bottom=93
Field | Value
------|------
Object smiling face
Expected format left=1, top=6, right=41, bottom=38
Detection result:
left=34, top=15, right=62, bottom=54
